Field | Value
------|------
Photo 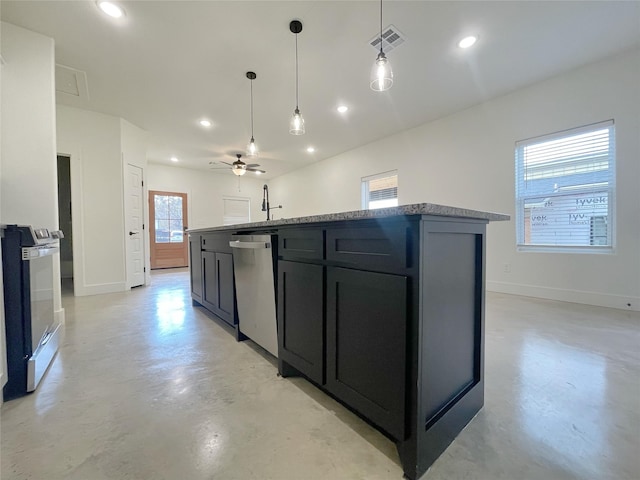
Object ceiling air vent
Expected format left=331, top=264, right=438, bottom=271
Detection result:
left=55, top=64, right=89, bottom=101
left=369, top=24, right=406, bottom=54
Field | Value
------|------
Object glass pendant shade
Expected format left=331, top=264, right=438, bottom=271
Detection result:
left=246, top=137, right=258, bottom=158
left=289, top=108, right=305, bottom=135
left=370, top=51, right=393, bottom=91
left=232, top=166, right=247, bottom=176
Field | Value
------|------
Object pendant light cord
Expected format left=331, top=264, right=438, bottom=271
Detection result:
left=250, top=78, right=254, bottom=138
left=295, top=33, right=299, bottom=110
left=379, top=0, right=383, bottom=54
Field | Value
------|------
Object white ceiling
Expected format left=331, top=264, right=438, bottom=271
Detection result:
left=2, top=1, right=639, bottom=179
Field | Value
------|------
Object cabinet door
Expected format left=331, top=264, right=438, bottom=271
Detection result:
left=201, top=251, right=218, bottom=313
left=326, top=267, right=407, bottom=440
left=189, top=235, right=203, bottom=302
left=215, top=252, right=235, bottom=325
left=277, top=260, right=324, bottom=384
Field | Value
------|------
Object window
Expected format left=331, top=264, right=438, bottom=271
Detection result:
left=153, top=193, right=185, bottom=243
left=362, top=171, right=398, bottom=210
left=515, top=120, right=615, bottom=252
left=223, top=196, right=250, bottom=225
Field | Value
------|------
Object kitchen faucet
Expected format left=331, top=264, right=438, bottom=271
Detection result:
left=261, top=184, right=282, bottom=221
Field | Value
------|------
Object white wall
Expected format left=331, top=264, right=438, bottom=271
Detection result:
left=270, top=49, right=640, bottom=311
left=1, top=23, right=58, bottom=228
left=1, top=22, right=61, bottom=387
left=146, top=165, right=268, bottom=229
left=57, top=106, right=127, bottom=295
left=0, top=22, right=5, bottom=390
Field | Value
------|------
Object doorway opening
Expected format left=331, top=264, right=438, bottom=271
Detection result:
left=57, top=155, right=74, bottom=296
left=149, top=191, right=188, bottom=269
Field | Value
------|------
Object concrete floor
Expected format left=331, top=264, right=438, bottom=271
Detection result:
left=1, top=268, right=639, bottom=480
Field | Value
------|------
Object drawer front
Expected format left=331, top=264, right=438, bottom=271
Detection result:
left=201, top=233, right=232, bottom=253
left=326, top=224, right=410, bottom=272
left=279, top=228, right=323, bottom=261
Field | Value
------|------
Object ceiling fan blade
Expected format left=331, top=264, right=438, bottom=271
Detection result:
left=220, top=161, right=234, bottom=166
left=245, top=163, right=260, bottom=168
left=247, top=168, right=266, bottom=174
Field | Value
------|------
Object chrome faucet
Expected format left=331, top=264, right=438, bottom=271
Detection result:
left=261, top=184, right=282, bottom=221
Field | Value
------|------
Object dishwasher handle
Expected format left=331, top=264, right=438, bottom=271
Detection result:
left=229, top=240, right=271, bottom=250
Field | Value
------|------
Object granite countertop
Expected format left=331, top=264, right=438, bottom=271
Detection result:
left=188, top=203, right=510, bottom=233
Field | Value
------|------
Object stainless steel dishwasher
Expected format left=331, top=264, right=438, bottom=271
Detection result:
left=229, top=234, right=278, bottom=357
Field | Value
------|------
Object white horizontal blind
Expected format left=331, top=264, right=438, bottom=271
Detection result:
left=223, top=196, right=251, bottom=226
left=515, top=120, right=615, bottom=251
left=362, top=171, right=398, bottom=210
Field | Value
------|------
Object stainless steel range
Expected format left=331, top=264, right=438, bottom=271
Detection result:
left=2, top=225, right=63, bottom=400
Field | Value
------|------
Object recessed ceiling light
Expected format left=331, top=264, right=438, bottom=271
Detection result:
left=97, top=1, right=125, bottom=18
left=337, top=105, right=349, bottom=113
left=306, top=146, right=315, bottom=153
left=458, top=36, right=478, bottom=49
left=171, top=156, right=179, bottom=162
left=199, top=119, right=211, bottom=127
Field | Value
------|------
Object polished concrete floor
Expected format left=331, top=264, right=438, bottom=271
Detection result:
left=1, top=269, right=639, bottom=480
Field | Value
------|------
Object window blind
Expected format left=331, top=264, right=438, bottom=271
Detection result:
left=515, top=120, right=615, bottom=250
left=223, top=197, right=251, bottom=226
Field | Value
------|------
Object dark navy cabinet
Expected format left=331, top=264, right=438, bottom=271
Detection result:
left=325, top=267, right=408, bottom=440
left=190, top=211, right=493, bottom=480
left=277, top=260, right=324, bottom=385
left=189, top=233, right=202, bottom=303
left=275, top=216, right=487, bottom=480
left=189, top=232, right=238, bottom=333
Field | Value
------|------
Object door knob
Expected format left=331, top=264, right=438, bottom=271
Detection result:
left=129, top=231, right=139, bottom=236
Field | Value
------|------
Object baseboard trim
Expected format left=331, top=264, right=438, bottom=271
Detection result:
left=75, top=282, right=127, bottom=297
left=55, top=308, right=65, bottom=325
left=487, top=281, right=640, bottom=312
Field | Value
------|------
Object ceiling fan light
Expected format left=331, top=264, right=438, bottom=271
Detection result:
left=232, top=166, right=247, bottom=176
left=246, top=137, right=258, bottom=158
left=370, top=51, right=393, bottom=91
left=289, top=109, right=305, bottom=135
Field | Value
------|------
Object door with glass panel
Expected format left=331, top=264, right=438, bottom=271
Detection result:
left=149, top=191, right=188, bottom=269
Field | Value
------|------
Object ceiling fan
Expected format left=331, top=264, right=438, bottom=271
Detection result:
left=209, top=153, right=265, bottom=176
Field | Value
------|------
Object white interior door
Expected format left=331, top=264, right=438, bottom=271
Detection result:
left=125, top=164, right=145, bottom=288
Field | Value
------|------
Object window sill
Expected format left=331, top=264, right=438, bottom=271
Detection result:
left=516, top=245, right=615, bottom=254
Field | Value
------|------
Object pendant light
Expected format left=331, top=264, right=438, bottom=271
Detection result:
left=245, top=71, right=259, bottom=158
left=289, top=20, right=305, bottom=135
left=370, top=0, right=393, bottom=91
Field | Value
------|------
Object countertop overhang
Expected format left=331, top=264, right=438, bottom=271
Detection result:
left=188, top=202, right=510, bottom=233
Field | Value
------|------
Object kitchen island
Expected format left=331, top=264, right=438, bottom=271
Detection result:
left=188, top=203, right=509, bottom=480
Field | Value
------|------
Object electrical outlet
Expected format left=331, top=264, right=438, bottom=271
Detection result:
left=503, top=263, right=511, bottom=273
